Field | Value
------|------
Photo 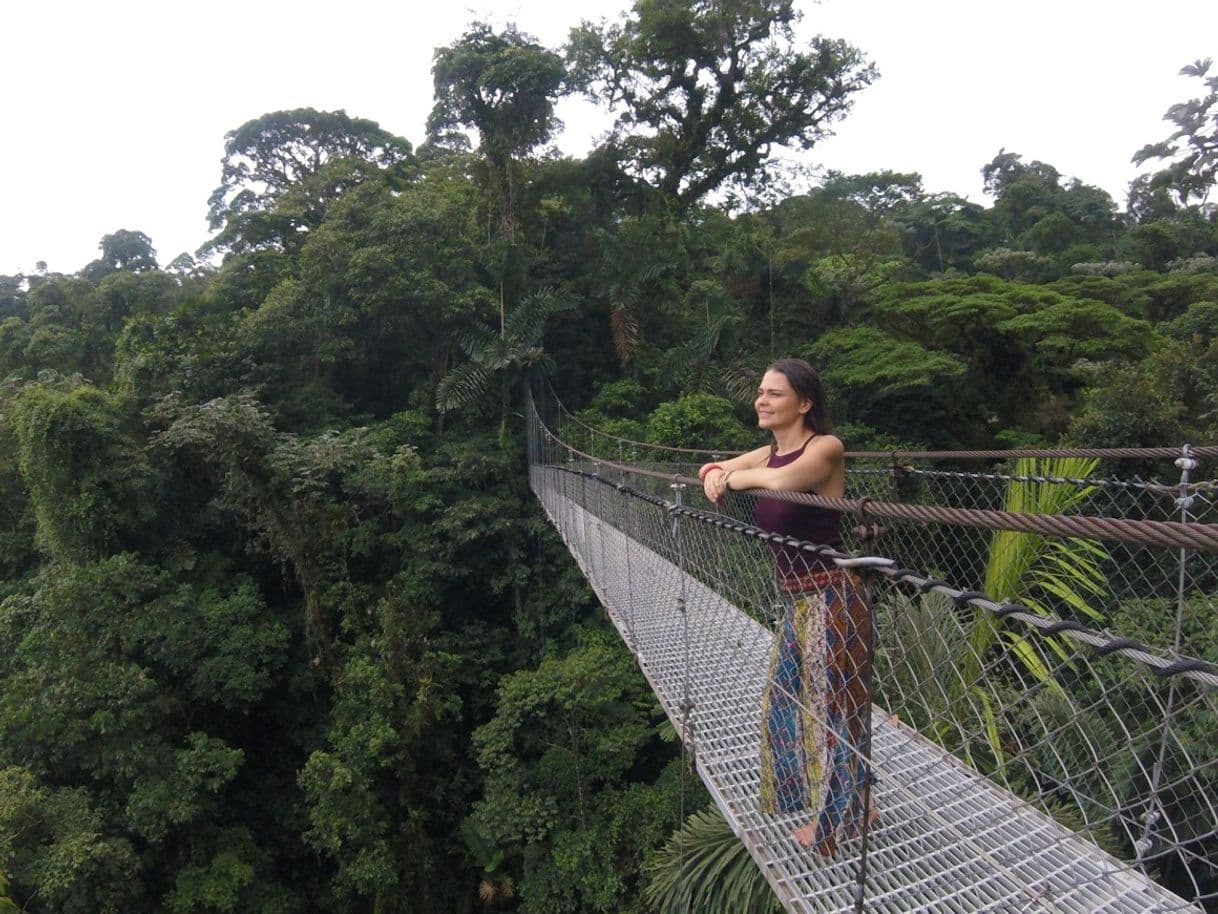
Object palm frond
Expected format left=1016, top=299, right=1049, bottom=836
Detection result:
left=504, top=287, right=574, bottom=345
left=879, top=589, right=968, bottom=731
left=968, top=456, right=1107, bottom=688
left=695, top=313, right=733, bottom=359
left=610, top=307, right=640, bottom=363
left=635, top=261, right=672, bottom=284
left=460, top=819, right=495, bottom=866
left=645, top=805, right=781, bottom=914
left=722, top=360, right=761, bottom=404
left=456, top=323, right=498, bottom=359
left=436, top=360, right=492, bottom=412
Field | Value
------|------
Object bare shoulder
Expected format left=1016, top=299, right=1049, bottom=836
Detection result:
left=807, top=434, right=844, bottom=462
left=777, top=433, right=841, bottom=492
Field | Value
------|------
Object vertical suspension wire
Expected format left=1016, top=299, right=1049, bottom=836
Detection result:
left=853, top=566, right=878, bottom=914
left=561, top=403, right=578, bottom=566
left=620, top=442, right=638, bottom=654
left=568, top=408, right=583, bottom=568
left=592, top=461, right=604, bottom=600
left=840, top=505, right=884, bottom=914
left=671, top=480, right=695, bottom=914
left=1137, top=444, right=1196, bottom=867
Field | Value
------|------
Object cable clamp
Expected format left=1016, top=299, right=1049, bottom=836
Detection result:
left=1175, top=457, right=1198, bottom=471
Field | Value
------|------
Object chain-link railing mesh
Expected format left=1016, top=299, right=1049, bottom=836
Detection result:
left=529, top=388, right=1218, bottom=913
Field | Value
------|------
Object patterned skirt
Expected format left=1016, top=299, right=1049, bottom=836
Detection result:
left=758, top=569, right=872, bottom=852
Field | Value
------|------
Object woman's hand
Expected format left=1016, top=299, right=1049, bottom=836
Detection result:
left=695, top=446, right=771, bottom=504
left=703, top=468, right=732, bottom=504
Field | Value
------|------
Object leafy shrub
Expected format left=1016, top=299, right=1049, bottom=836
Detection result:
left=645, top=394, right=755, bottom=450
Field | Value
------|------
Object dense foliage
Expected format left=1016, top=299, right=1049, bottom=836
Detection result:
left=1, top=3, right=1215, bottom=910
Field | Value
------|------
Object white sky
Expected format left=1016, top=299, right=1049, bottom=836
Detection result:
left=1, top=0, right=1215, bottom=276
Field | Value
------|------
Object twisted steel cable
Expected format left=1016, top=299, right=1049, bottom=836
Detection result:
left=544, top=431, right=1218, bottom=553
left=559, top=467, right=1218, bottom=688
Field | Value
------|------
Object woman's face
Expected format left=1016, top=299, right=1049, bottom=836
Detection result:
left=755, top=369, right=810, bottom=431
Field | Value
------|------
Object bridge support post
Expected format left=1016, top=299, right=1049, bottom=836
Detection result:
left=671, top=480, right=696, bottom=757
left=1137, top=443, right=1198, bottom=865
left=850, top=524, right=883, bottom=914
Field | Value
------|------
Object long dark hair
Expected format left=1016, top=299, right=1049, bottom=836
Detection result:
left=767, top=358, right=834, bottom=434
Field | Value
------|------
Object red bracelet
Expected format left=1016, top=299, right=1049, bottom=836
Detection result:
left=698, top=463, right=724, bottom=481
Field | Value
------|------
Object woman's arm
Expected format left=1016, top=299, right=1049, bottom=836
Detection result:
left=710, top=436, right=844, bottom=502
left=698, top=445, right=771, bottom=503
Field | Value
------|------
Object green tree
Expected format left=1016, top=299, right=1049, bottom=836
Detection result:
left=567, top=0, right=876, bottom=210
left=1138, top=272, right=1218, bottom=324
left=1161, top=299, right=1218, bottom=343
left=429, top=23, right=566, bottom=247
left=883, top=460, right=1108, bottom=773
left=299, top=644, right=463, bottom=912
left=1133, top=58, right=1218, bottom=206
left=0, top=766, right=138, bottom=914
left=0, top=275, right=25, bottom=322
left=894, top=192, right=992, bottom=274
left=18, top=276, right=103, bottom=377
left=590, top=213, right=688, bottom=364
left=1122, top=219, right=1204, bottom=272
left=1126, top=171, right=1182, bottom=224
left=436, top=288, right=575, bottom=444
left=0, top=554, right=294, bottom=913
left=149, top=394, right=388, bottom=666
left=780, top=172, right=915, bottom=322
left=997, top=296, right=1152, bottom=364
left=0, top=871, right=17, bottom=914
left=83, top=229, right=159, bottom=279
left=806, top=326, right=966, bottom=441
left=429, top=24, right=567, bottom=339
left=866, top=275, right=1153, bottom=444
left=1066, top=337, right=1218, bottom=447
left=208, top=108, right=413, bottom=229
left=12, top=377, right=152, bottom=563
left=645, top=392, right=755, bottom=450
left=982, top=151, right=1121, bottom=270
left=205, top=108, right=414, bottom=255
left=248, top=166, right=494, bottom=419
left=472, top=628, right=680, bottom=914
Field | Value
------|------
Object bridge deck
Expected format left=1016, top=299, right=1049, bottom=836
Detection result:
left=533, top=468, right=1199, bottom=913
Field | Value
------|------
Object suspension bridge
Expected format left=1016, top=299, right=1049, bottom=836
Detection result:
left=527, top=387, right=1218, bottom=913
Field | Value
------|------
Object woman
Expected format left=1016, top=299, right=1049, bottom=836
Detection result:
left=698, top=358, right=872, bottom=854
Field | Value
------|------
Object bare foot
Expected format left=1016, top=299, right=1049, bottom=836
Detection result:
left=792, top=823, right=837, bottom=856
left=792, top=822, right=817, bottom=846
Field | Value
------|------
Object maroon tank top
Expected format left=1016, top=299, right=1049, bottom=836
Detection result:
left=752, top=434, right=843, bottom=585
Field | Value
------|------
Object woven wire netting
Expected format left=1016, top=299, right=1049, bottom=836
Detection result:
left=529, top=389, right=1218, bottom=913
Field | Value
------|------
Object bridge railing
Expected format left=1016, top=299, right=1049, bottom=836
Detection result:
left=530, top=386, right=1218, bottom=911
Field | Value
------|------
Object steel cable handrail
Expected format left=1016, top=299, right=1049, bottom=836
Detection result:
left=548, top=464, right=1218, bottom=689
left=541, top=431, right=1218, bottom=554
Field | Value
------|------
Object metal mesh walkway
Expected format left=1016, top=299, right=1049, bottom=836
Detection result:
left=532, top=464, right=1203, bottom=913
